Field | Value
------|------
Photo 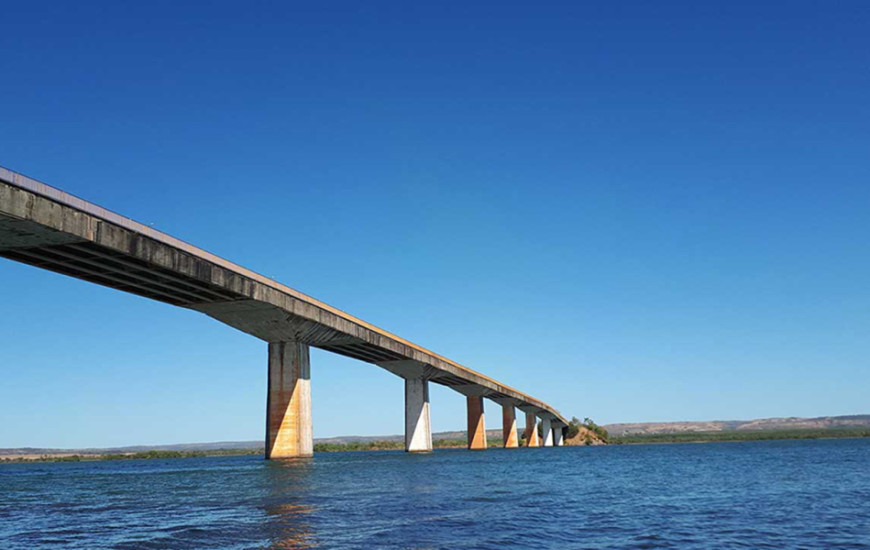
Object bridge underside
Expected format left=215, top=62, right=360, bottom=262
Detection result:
left=0, top=172, right=568, bottom=457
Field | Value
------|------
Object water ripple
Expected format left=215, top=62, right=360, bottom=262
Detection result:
left=1, top=439, right=869, bottom=548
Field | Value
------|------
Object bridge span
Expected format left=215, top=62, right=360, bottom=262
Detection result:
left=0, top=166, right=568, bottom=458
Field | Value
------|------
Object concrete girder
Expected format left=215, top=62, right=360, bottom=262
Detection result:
left=376, top=360, right=432, bottom=380
left=453, top=384, right=492, bottom=397
left=517, top=404, right=544, bottom=416
left=0, top=169, right=572, bottom=459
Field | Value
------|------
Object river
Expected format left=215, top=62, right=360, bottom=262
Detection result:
left=1, top=438, right=868, bottom=548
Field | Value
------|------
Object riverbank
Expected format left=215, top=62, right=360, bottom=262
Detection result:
left=6, top=427, right=870, bottom=463
left=610, top=427, right=870, bottom=444
left=313, top=438, right=481, bottom=452
left=0, top=440, right=491, bottom=463
left=0, top=449, right=262, bottom=463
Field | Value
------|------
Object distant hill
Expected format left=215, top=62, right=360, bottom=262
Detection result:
left=4, top=415, right=868, bottom=457
left=604, top=415, right=870, bottom=437
left=0, top=441, right=263, bottom=458
left=0, top=430, right=502, bottom=457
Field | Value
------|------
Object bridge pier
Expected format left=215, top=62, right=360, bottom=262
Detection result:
left=467, top=396, right=487, bottom=450
left=501, top=403, right=519, bottom=448
left=266, top=341, right=312, bottom=459
left=522, top=411, right=540, bottom=447
left=541, top=417, right=553, bottom=447
left=404, top=378, right=432, bottom=452
left=553, top=424, right=564, bottom=446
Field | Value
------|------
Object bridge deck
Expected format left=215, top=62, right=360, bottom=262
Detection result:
left=0, top=166, right=566, bottom=424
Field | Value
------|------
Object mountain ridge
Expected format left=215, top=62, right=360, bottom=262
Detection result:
left=3, top=414, right=868, bottom=456
left=605, top=414, right=870, bottom=436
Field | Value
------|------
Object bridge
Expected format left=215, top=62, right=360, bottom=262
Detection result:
left=0, top=166, right=568, bottom=458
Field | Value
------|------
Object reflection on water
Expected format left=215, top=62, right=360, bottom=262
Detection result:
left=1, top=439, right=869, bottom=549
left=264, top=459, right=315, bottom=549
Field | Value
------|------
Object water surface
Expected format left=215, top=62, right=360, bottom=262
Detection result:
left=2, top=438, right=869, bottom=548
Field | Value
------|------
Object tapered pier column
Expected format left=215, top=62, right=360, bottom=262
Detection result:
left=266, top=341, right=312, bottom=459
left=541, top=417, right=553, bottom=447
left=502, top=404, right=519, bottom=448
left=523, top=412, right=540, bottom=447
left=405, top=378, right=432, bottom=452
left=553, top=425, right=563, bottom=446
left=467, top=396, right=487, bottom=450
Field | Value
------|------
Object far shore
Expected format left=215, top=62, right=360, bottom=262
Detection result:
left=3, top=427, right=869, bottom=464
left=611, top=426, right=870, bottom=445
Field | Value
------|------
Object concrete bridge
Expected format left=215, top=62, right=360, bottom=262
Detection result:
left=0, top=166, right=569, bottom=458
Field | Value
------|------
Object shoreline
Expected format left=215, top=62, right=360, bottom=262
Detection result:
left=610, top=427, right=870, bottom=445
left=4, top=430, right=870, bottom=463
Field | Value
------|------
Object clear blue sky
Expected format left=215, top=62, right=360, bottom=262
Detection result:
left=1, top=1, right=868, bottom=448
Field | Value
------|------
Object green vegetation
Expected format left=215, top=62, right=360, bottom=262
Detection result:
left=314, top=440, right=404, bottom=452
left=566, top=420, right=580, bottom=439
left=567, top=417, right=609, bottom=445
left=7, top=437, right=512, bottom=461
left=313, top=438, right=506, bottom=452
left=1, top=448, right=260, bottom=463
left=582, top=418, right=609, bottom=444
left=611, top=427, right=870, bottom=445
left=12, top=427, right=867, bottom=462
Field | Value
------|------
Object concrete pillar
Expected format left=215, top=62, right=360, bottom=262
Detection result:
left=541, top=417, right=553, bottom=447
left=404, top=378, right=432, bottom=452
left=266, top=341, right=312, bottom=459
left=553, top=425, right=563, bottom=447
left=467, top=396, right=487, bottom=450
left=523, top=412, right=540, bottom=447
left=502, top=404, right=519, bottom=448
